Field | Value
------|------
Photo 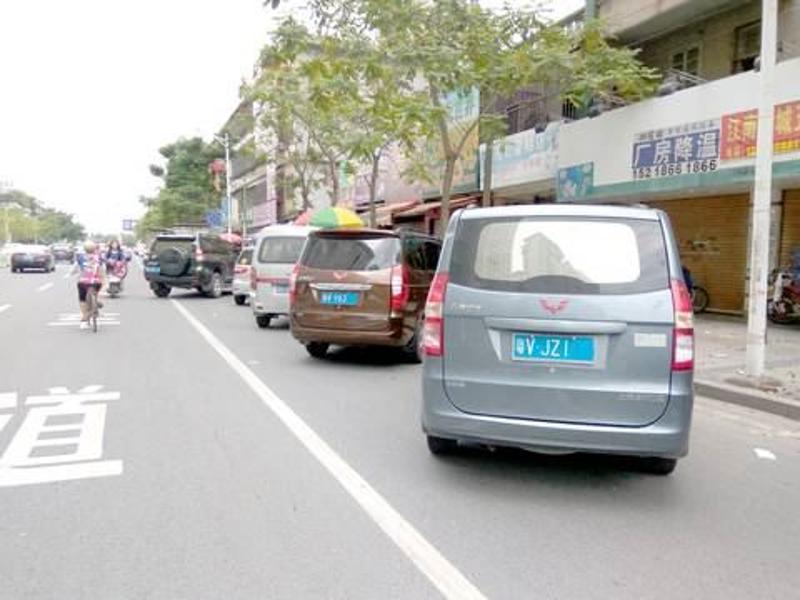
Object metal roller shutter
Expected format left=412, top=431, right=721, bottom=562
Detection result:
left=780, top=189, right=800, bottom=267
left=650, top=195, right=749, bottom=313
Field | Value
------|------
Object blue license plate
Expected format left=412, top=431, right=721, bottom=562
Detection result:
left=512, top=333, right=595, bottom=363
left=145, top=265, right=160, bottom=274
left=319, top=291, right=359, bottom=306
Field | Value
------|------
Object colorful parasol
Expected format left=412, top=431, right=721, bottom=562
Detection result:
left=293, top=210, right=313, bottom=226
left=308, top=207, right=364, bottom=229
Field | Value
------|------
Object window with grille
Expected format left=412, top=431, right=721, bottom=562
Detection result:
left=671, top=46, right=700, bottom=75
left=733, top=21, right=761, bottom=73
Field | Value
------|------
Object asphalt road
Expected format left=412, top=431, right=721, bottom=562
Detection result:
left=1, top=262, right=799, bottom=600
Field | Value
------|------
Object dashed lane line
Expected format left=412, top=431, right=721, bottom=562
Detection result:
left=172, top=299, right=486, bottom=600
left=37, top=282, right=54, bottom=292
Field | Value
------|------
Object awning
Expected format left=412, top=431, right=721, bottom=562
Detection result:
left=393, top=196, right=479, bottom=220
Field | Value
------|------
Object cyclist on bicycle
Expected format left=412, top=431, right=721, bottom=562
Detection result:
left=74, top=240, right=105, bottom=329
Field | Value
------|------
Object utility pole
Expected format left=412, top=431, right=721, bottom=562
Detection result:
left=745, top=0, right=778, bottom=378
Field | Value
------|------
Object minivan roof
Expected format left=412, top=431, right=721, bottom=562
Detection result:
left=459, top=204, right=661, bottom=221
left=255, top=224, right=316, bottom=238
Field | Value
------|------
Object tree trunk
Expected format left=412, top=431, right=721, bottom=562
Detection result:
left=329, top=161, right=340, bottom=207
left=482, top=139, right=493, bottom=208
left=440, top=156, right=456, bottom=235
left=368, top=153, right=380, bottom=228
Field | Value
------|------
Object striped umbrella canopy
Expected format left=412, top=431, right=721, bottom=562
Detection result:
left=293, top=210, right=313, bottom=226
left=309, top=206, right=364, bottom=229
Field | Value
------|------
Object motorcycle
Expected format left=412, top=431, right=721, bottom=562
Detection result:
left=107, top=260, right=128, bottom=298
left=767, top=268, right=800, bottom=324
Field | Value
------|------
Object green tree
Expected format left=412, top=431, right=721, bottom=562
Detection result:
left=312, top=0, right=659, bottom=228
left=250, top=19, right=359, bottom=208
left=1, top=189, right=84, bottom=243
left=138, top=137, right=221, bottom=233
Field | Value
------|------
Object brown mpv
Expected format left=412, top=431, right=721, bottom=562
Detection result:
left=290, top=228, right=442, bottom=360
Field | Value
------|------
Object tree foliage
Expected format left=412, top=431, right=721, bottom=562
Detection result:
left=137, top=137, right=222, bottom=235
left=246, top=0, right=659, bottom=230
left=0, top=189, right=85, bottom=243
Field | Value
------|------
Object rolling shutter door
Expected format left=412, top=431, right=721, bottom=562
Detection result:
left=651, top=195, right=748, bottom=313
left=780, top=189, right=800, bottom=267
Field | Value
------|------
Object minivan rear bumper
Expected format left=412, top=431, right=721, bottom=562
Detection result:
left=290, top=318, right=410, bottom=348
left=422, top=360, right=692, bottom=459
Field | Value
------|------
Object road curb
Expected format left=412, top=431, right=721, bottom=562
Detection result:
left=695, top=378, right=800, bottom=421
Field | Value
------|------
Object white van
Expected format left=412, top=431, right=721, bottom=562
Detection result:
left=250, top=225, right=315, bottom=328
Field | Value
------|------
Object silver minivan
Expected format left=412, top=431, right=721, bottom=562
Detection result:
left=421, top=204, right=694, bottom=475
left=250, top=225, right=315, bottom=328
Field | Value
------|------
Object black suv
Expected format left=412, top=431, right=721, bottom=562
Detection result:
left=144, top=233, right=237, bottom=298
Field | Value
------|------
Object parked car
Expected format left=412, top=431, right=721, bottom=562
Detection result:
left=233, top=247, right=254, bottom=306
left=51, top=243, right=75, bottom=263
left=290, top=228, right=441, bottom=361
left=10, top=244, right=56, bottom=273
left=251, top=225, right=314, bottom=328
left=143, top=233, right=237, bottom=298
left=421, top=204, right=694, bottom=475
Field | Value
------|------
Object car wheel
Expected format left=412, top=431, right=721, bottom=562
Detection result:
left=306, top=342, right=329, bottom=359
left=404, top=319, right=424, bottom=363
left=256, top=314, right=272, bottom=329
left=153, top=284, right=171, bottom=298
left=205, top=272, right=223, bottom=298
left=234, top=295, right=247, bottom=306
left=427, top=435, right=458, bottom=455
left=638, top=457, right=677, bottom=475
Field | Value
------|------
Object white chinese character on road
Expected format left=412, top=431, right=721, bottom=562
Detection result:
left=0, top=386, right=123, bottom=487
left=673, top=136, right=694, bottom=162
left=653, top=140, right=672, bottom=165
left=696, top=131, right=719, bottom=159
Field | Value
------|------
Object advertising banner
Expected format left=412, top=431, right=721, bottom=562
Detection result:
left=480, top=123, right=559, bottom=190
left=631, top=119, right=721, bottom=180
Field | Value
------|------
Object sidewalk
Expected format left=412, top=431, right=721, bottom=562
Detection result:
left=695, top=314, right=800, bottom=420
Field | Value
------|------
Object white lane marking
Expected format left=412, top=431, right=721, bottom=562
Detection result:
left=79, top=385, right=103, bottom=394
left=37, top=282, right=54, bottom=292
left=0, top=392, right=18, bottom=410
left=63, top=271, right=72, bottom=279
left=0, top=304, right=10, bottom=315
left=0, top=461, right=123, bottom=487
left=754, top=448, right=777, bottom=460
left=172, top=300, right=486, bottom=600
left=48, top=387, right=70, bottom=395
left=48, top=321, right=120, bottom=327
left=0, top=414, right=11, bottom=434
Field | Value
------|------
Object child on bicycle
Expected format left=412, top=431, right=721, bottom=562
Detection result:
left=74, top=240, right=105, bottom=329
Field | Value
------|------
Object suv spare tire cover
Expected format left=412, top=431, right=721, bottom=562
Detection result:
left=159, top=247, right=191, bottom=277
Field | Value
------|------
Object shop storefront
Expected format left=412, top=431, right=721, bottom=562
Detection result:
left=650, top=195, right=749, bottom=313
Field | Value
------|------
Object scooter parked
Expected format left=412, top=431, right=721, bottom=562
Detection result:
left=767, top=268, right=800, bottom=324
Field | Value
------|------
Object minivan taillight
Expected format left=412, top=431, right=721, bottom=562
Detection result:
left=250, top=266, right=257, bottom=291
left=390, top=264, right=410, bottom=312
left=670, top=278, right=694, bottom=371
left=423, top=272, right=449, bottom=357
left=289, top=263, right=300, bottom=304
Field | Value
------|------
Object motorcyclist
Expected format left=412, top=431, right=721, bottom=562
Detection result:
left=74, top=240, right=105, bottom=329
left=105, top=239, right=126, bottom=270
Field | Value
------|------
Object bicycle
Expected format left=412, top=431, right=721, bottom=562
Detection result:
left=86, top=285, right=100, bottom=333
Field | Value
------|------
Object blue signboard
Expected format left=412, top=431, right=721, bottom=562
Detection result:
left=631, top=118, right=722, bottom=180
left=205, top=210, right=222, bottom=228
left=557, top=162, right=594, bottom=201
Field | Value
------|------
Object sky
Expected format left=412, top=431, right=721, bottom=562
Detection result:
left=0, top=0, right=583, bottom=235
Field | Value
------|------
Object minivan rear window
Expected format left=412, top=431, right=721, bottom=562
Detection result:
left=258, top=236, right=306, bottom=264
left=301, top=235, right=399, bottom=271
left=451, top=217, right=669, bottom=295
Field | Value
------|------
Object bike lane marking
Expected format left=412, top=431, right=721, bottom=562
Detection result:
left=172, top=299, right=486, bottom=600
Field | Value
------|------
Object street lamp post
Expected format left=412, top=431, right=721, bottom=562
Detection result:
left=214, top=133, right=233, bottom=235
